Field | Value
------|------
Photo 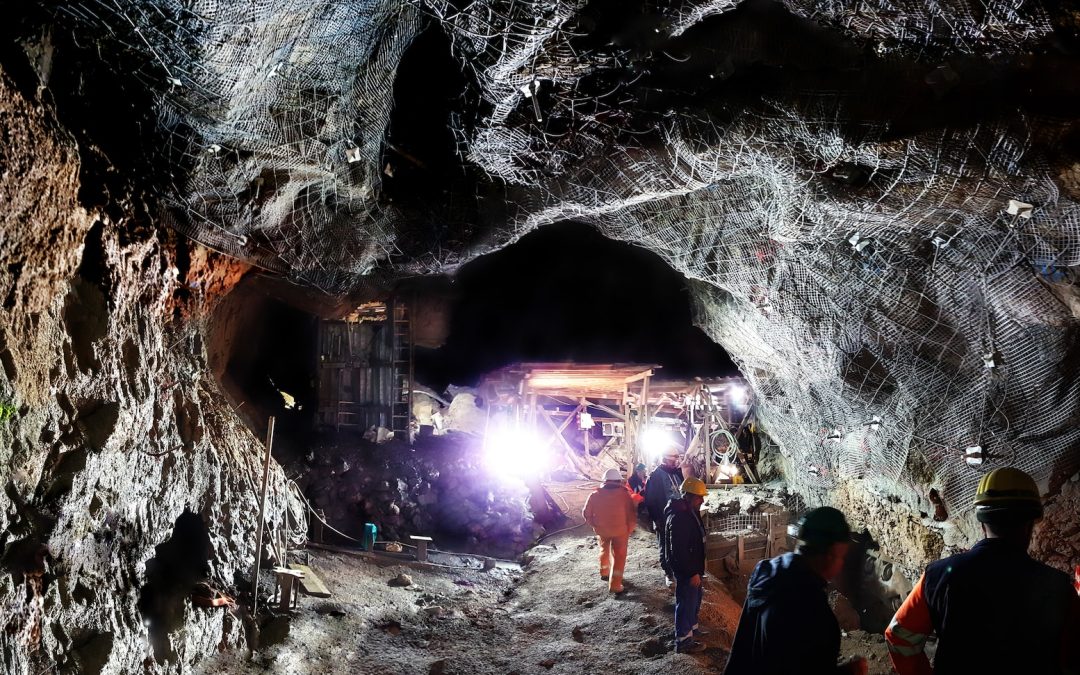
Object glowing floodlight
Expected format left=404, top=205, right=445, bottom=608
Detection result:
left=718, top=461, right=740, bottom=479
left=484, top=427, right=550, bottom=477
left=729, top=385, right=747, bottom=408
left=642, top=427, right=677, bottom=461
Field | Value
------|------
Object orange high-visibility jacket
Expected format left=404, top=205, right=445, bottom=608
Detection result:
left=582, top=484, right=637, bottom=538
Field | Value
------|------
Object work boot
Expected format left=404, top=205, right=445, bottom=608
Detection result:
left=601, top=575, right=609, bottom=581
left=693, top=626, right=710, bottom=637
left=675, top=639, right=706, bottom=654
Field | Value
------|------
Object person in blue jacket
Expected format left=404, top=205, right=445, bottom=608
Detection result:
left=663, top=476, right=710, bottom=654
left=723, top=506, right=867, bottom=674
left=645, top=446, right=685, bottom=585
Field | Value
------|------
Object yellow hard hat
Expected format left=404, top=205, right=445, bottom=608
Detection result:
left=973, top=467, right=1042, bottom=521
left=681, top=477, right=707, bottom=497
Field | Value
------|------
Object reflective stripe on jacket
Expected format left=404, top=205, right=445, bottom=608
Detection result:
left=884, top=574, right=933, bottom=675
left=886, top=538, right=1080, bottom=675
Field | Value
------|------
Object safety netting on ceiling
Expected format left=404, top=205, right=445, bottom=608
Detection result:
left=61, top=0, right=1080, bottom=514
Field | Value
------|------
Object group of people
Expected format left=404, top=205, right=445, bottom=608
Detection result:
left=581, top=446, right=716, bottom=653
left=584, top=452, right=1080, bottom=673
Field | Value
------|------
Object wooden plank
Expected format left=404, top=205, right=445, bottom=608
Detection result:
left=289, top=564, right=332, bottom=598
left=624, top=368, right=654, bottom=384
left=591, top=403, right=626, bottom=421
left=557, top=403, right=584, bottom=435
left=706, top=542, right=736, bottom=555
left=540, top=407, right=578, bottom=456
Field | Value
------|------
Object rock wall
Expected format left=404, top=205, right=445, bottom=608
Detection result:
left=1031, top=472, right=1080, bottom=574
left=0, top=67, right=301, bottom=674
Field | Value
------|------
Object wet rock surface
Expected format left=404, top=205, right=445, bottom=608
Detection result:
left=1031, top=473, right=1080, bottom=574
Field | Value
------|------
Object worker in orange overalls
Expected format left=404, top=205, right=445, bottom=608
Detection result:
left=885, top=467, right=1080, bottom=675
left=582, top=468, right=638, bottom=593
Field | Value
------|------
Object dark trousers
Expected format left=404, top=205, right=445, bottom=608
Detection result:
left=674, top=575, right=703, bottom=642
left=653, top=520, right=671, bottom=576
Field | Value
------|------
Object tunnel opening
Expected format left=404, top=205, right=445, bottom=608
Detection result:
left=137, top=509, right=212, bottom=664
left=206, top=275, right=320, bottom=463
left=413, top=220, right=738, bottom=390
left=834, top=530, right=912, bottom=634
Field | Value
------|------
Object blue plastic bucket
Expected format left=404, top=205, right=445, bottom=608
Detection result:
left=362, top=523, right=377, bottom=551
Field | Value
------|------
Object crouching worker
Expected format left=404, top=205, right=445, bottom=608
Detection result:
left=583, top=468, right=638, bottom=593
left=724, top=507, right=867, bottom=674
left=665, top=477, right=709, bottom=654
left=885, top=467, right=1080, bottom=675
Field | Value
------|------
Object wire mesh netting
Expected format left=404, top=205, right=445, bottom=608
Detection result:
left=711, top=513, right=766, bottom=534
left=60, top=0, right=1080, bottom=514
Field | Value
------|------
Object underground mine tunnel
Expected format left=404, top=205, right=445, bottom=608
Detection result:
left=2, top=1, right=1080, bottom=674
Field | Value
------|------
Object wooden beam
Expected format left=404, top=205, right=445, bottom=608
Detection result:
left=540, top=394, right=578, bottom=406
left=539, top=407, right=578, bottom=456
left=624, top=368, right=654, bottom=384
left=252, top=416, right=276, bottom=614
left=639, top=375, right=651, bottom=436
left=592, top=403, right=626, bottom=421
left=555, top=403, right=584, bottom=435
left=289, top=564, right=332, bottom=598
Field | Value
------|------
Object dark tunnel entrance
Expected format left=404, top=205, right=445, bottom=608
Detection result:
left=207, top=276, right=319, bottom=443
left=414, top=221, right=738, bottom=390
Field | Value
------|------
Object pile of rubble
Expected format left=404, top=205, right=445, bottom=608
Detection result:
left=297, top=436, right=542, bottom=558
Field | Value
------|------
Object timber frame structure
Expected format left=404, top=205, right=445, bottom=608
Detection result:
left=478, top=363, right=756, bottom=483
left=315, top=298, right=414, bottom=441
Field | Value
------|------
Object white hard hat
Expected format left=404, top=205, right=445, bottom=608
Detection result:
left=603, top=468, right=624, bottom=482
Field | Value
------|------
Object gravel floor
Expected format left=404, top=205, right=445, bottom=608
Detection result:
left=198, top=518, right=892, bottom=674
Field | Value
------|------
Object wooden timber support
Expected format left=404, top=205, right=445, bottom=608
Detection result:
left=252, top=416, right=275, bottom=614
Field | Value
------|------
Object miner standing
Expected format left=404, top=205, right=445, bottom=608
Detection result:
left=664, top=477, right=710, bottom=654
left=645, top=446, right=685, bottom=585
left=885, top=467, right=1080, bottom=675
left=723, top=506, right=868, bottom=674
left=628, top=463, right=648, bottom=496
left=582, top=468, right=638, bottom=593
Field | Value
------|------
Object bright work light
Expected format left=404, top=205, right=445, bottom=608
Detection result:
left=642, top=427, right=677, bottom=460
left=729, top=384, right=747, bottom=408
left=483, top=427, right=550, bottom=477
left=718, top=461, right=740, bottom=479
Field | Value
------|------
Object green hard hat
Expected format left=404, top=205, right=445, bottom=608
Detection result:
left=796, top=507, right=852, bottom=545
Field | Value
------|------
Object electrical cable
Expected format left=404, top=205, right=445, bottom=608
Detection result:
left=536, top=518, right=589, bottom=543
left=290, top=479, right=523, bottom=565
left=288, top=478, right=363, bottom=543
